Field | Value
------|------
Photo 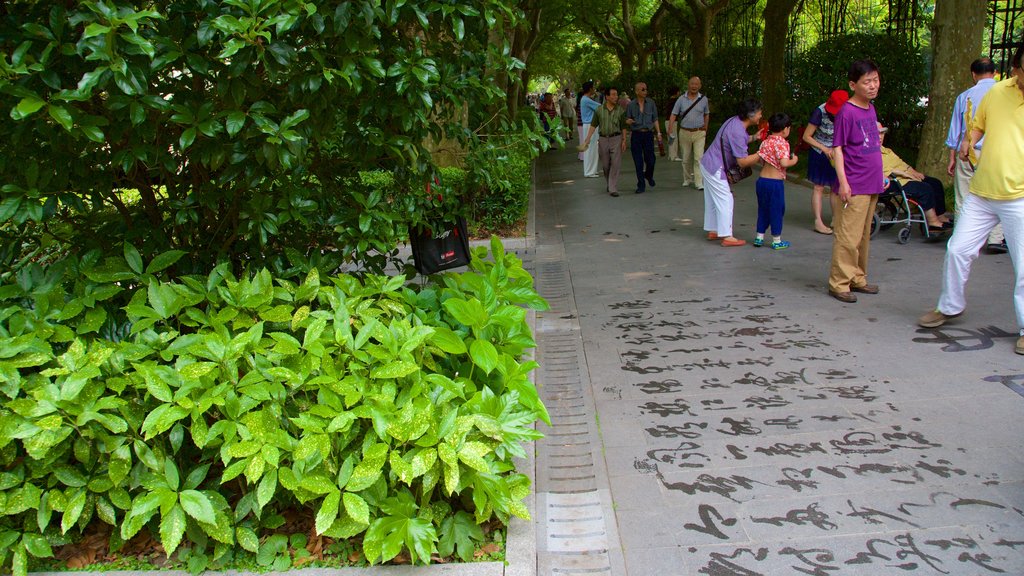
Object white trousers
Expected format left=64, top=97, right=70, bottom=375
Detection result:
left=954, top=155, right=1002, bottom=244
left=701, top=164, right=734, bottom=237
left=582, top=124, right=600, bottom=177
left=937, top=192, right=1024, bottom=330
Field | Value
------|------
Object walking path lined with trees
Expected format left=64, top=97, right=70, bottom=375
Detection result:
left=0, top=0, right=1022, bottom=574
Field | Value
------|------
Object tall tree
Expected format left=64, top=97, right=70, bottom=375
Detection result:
left=759, top=0, right=801, bottom=114
left=916, top=0, right=986, bottom=179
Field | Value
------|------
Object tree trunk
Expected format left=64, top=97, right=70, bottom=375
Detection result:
left=916, top=0, right=985, bottom=180
left=690, top=11, right=713, bottom=65
left=759, top=0, right=799, bottom=115
left=683, top=0, right=730, bottom=67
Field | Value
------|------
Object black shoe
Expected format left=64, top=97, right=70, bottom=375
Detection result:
left=987, top=242, right=1009, bottom=254
left=635, top=188, right=645, bottom=194
left=647, top=177, right=656, bottom=187
left=609, top=191, right=619, bottom=197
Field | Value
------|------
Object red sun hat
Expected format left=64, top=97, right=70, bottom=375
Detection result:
left=824, top=89, right=850, bottom=115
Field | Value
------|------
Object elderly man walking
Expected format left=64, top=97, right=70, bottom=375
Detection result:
left=626, top=81, right=662, bottom=194
left=668, top=77, right=710, bottom=190
left=920, top=43, right=1024, bottom=355
left=946, top=57, right=1002, bottom=252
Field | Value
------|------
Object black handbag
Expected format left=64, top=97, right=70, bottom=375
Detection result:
left=720, top=117, right=752, bottom=185
left=410, top=217, right=471, bottom=275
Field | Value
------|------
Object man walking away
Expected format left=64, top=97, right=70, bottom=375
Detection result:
left=668, top=77, right=710, bottom=190
left=920, top=42, right=1024, bottom=355
left=945, top=57, right=1001, bottom=252
left=626, top=82, right=662, bottom=194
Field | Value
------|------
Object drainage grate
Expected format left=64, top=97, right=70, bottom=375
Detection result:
left=533, top=246, right=621, bottom=575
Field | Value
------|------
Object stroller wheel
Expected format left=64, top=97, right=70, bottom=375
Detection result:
left=898, top=227, right=911, bottom=244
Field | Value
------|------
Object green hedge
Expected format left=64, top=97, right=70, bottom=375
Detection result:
left=463, top=141, right=534, bottom=234
left=693, top=34, right=927, bottom=152
left=0, top=238, right=548, bottom=575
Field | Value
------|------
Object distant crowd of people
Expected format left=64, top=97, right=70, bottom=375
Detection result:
left=543, top=43, right=1024, bottom=355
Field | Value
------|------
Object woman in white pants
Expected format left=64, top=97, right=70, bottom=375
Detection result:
left=698, top=99, right=764, bottom=247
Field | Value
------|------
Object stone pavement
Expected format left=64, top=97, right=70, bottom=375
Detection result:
left=530, top=144, right=1024, bottom=575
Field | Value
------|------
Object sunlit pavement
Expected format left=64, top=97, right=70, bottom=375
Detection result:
left=529, top=143, right=1024, bottom=575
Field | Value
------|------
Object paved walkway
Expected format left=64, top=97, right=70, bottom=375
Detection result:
left=530, top=144, right=1024, bottom=575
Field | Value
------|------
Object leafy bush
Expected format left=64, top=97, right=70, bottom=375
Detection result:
left=692, top=46, right=763, bottom=125
left=0, top=238, right=548, bottom=575
left=0, top=0, right=535, bottom=271
left=463, top=141, right=535, bottom=234
left=788, top=33, right=928, bottom=151
left=691, top=35, right=927, bottom=153
left=613, top=64, right=687, bottom=109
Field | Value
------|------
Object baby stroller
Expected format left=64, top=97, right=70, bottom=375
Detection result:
left=870, top=176, right=944, bottom=243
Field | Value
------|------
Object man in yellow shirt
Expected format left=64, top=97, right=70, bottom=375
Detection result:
left=919, top=42, right=1024, bottom=355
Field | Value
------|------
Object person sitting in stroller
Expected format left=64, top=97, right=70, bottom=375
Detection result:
left=879, top=125, right=953, bottom=233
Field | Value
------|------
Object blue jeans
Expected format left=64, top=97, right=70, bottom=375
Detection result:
left=756, top=177, right=786, bottom=236
left=630, top=131, right=656, bottom=191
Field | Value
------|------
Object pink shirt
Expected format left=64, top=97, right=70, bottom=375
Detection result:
left=758, top=134, right=791, bottom=176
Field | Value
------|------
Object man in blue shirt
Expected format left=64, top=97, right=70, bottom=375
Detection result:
left=626, top=82, right=663, bottom=194
left=946, top=57, right=1000, bottom=252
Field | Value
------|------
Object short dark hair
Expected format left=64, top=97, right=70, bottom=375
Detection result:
left=582, top=81, right=594, bottom=95
left=603, top=86, right=617, bottom=97
left=848, top=59, right=879, bottom=82
left=971, top=57, right=996, bottom=75
left=1013, top=42, right=1024, bottom=70
left=768, top=113, right=792, bottom=133
left=668, top=85, right=680, bottom=97
left=736, top=98, right=762, bottom=120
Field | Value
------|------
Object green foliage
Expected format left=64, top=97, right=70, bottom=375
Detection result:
left=463, top=141, right=535, bottom=234
left=788, top=33, right=928, bottom=152
left=0, top=0, right=535, bottom=271
left=692, top=34, right=927, bottom=153
left=613, top=64, right=686, bottom=116
left=0, top=238, right=548, bottom=575
left=692, top=46, right=763, bottom=125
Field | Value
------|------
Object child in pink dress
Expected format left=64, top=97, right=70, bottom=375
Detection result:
left=754, top=113, right=799, bottom=249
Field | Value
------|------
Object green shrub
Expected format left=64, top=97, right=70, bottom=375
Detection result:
left=463, top=141, right=535, bottom=234
left=692, top=46, right=763, bottom=125
left=0, top=238, right=548, bottom=575
left=788, top=33, right=928, bottom=152
left=613, top=64, right=687, bottom=110
left=692, top=35, right=927, bottom=154
left=0, top=0, right=535, bottom=272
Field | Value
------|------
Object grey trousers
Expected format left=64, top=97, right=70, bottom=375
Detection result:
left=599, top=134, right=624, bottom=194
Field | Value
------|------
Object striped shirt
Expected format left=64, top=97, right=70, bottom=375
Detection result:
left=945, top=78, right=996, bottom=151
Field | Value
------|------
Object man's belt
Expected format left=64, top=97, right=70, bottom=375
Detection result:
left=633, top=128, right=652, bottom=132
left=600, top=133, right=622, bottom=138
left=680, top=127, right=704, bottom=132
